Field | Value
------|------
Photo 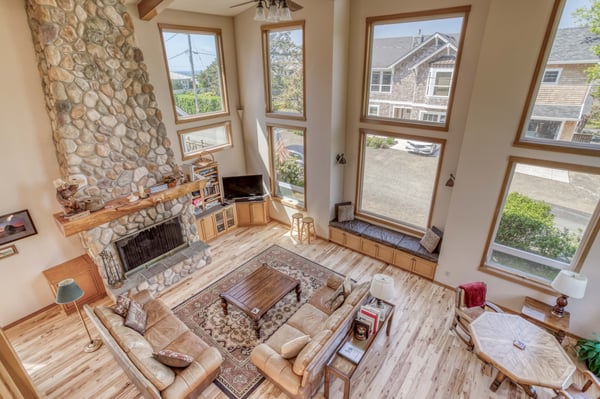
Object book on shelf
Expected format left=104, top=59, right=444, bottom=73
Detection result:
left=362, top=303, right=387, bottom=322
left=359, top=306, right=379, bottom=334
left=338, top=341, right=364, bottom=364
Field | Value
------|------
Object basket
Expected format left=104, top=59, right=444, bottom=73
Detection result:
left=194, top=151, right=215, bottom=167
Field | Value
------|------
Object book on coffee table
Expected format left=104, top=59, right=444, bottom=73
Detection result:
left=338, top=341, right=365, bottom=364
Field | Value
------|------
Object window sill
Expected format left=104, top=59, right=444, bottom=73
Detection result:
left=478, top=263, right=555, bottom=296
left=272, top=196, right=306, bottom=211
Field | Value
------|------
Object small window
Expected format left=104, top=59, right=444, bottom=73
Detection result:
left=262, top=22, right=305, bottom=119
left=356, top=130, right=443, bottom=231
left=542, top=68, right=561, bottom=84
left=368, top=105, right=380, bottom=116
left=269, top=125, right=306, bottom=208
left=362, top=7, right=470, bottom=128
left=516, top=0, right=600, bottom=154
left=483, top=157, right=600, bottom=284
left=158, top=25, right=229, bottom=123
left=420, top=111, right=447, bottom=123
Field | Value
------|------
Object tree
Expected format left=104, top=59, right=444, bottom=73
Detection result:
left=269, top=31, right=303, bottom=113
left=196, top=60, right=221, bottom=95
left=574, top=0, right=600, bottom=91
left=496, top=192, right=580, bottom=262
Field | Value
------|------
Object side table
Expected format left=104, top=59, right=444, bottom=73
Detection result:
left=520, top=296, right=569, bottom=344
left=324, top=298, right=395, bottom=399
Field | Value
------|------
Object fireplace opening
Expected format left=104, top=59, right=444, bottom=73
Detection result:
left=114, top=216, right=187, bottom=276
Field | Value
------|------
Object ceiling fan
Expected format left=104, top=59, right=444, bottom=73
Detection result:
left=230, top=0, right=303, bottom=13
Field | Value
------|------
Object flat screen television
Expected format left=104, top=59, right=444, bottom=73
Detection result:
left=222, top=174, right=265, bottom=200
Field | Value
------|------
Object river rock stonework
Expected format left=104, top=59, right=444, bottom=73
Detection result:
left=25, top=0, right=175, bottom=201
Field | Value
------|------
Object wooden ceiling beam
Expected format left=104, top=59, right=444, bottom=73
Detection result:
left=137, top=0, right=174, bottom=21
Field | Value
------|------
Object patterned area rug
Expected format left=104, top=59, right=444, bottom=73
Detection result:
left=173, top=245, right=339, bottom=399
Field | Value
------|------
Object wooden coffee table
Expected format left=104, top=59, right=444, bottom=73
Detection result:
left=220, top=264, right=301, bottom=339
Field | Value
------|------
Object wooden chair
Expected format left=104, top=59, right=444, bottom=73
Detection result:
left=554, top=370, right=600, bottom=399
left=450, top=281, right=502, bottom=351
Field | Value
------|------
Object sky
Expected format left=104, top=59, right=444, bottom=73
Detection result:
left=374, top=17, right=463, bottom=39
left=559, top=0, right=591, bottom=28
left=162, top=31, right=217, bottom=74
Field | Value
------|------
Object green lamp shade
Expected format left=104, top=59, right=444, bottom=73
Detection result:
left=55, top=278, right=84, bottom=304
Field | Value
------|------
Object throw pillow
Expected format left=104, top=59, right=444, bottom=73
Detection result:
left=280, top=335, right=311, bottom=359
left=113, top=294, right=131, bottom=317
left=330, top=294, right=345, bottom=312
left=420, top=228, right=441, bottom=253
left=153, top=349, right=194, bottom=368
left=337, top=204, right=354, bottom=222
left=326, top=283, right=344, bottom=308
left=326, top=275, right=343, bottom=290
left=124, top=300, right=147, bottom=335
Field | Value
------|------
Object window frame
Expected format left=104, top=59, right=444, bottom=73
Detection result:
left=261, top=21, right=306, bottom=121
left=355, top=128, right=445, bottom=235
left=360, top=6, right=471, bottom=131
left=267, top=124, right=307, bottom=210
left=480, top=156, right=600, bottom=289
left=514, top=0, right=600, bottom=156
left=177, top=121, right=232, bottom=161
left=158, top=24, right=230, bottom=124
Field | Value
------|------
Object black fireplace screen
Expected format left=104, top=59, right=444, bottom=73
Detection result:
left=114, top=216, right=186, bottom=275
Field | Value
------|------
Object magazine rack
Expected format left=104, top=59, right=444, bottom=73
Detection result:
left=324, top=297, right=395, bottom=399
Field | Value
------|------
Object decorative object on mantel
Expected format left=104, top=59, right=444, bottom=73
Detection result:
left=194, top=151, right=215, bottom=168
left=0, top=244, right=18, bottom=260
left=53, top=178, right=83, bottom=215
left=0, top=209, right=37, bottom=245
left=55, top=278, right=103, bottom=353
left=550, top=270, right=588, bottom=317
left=99, top=250, right=124, bottom=288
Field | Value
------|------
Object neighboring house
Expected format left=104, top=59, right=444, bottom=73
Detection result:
left=369, top=32, right=460, bottom=123
left=528, top=27, right=600, bottom=142
left=170, top=71, right=193, bottom=91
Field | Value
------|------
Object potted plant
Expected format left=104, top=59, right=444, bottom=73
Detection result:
left=577, top=333, right=600, bottom=377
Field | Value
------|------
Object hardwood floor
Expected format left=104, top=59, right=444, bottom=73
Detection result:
left=5, top=222, right=588, bottom=399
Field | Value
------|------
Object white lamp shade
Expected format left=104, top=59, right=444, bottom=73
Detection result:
left=370, top=274, right=394, bottom=301
left=551, top=270, right=587, bottom=299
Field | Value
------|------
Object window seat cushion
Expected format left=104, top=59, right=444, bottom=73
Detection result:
left=330, top=219, right=439, bottom=262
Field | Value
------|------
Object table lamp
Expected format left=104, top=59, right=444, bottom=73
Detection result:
left=550, top=270, right=587, bottom=318
left=370, top=274, right=394, bottom=308
left=55, top=278, right=102, bottom=352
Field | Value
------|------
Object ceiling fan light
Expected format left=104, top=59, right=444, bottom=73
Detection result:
left=279, top=1, right=292, bottom=20
left=254, top=1, right=266, bottom=21
left=267, top=6, right=279, bottom=22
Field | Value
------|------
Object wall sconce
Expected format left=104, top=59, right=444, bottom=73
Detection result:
left=336, top=153, right=347, bottom=165
left=445, top=173, right=455, bottom=187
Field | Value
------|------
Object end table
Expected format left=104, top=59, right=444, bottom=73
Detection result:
left=520, top=296, right=569, bottom=344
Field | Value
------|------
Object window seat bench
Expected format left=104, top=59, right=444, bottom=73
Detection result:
left=329, top=219, right=438, bottom=279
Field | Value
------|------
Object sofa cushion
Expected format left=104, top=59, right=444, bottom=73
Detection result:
left=308, top=285, right=337, bottom=315
left=292, top=329, right=332, bottom=376
left=143, top=298, right=174, bottom=331
left=266, top=323, right=306, bottom=354
left=125, top=300, right=147, bottom=335
left=153, top=349, right=194, bottom=368
left=345, top=282, right=370, bottom=306
left=111, top=324, right=153, bottom=353
left=95, top=306, right=125, bottom=332
left=343, top=276, right=353, bottom=297
left=287, top=303, right=328, bottom=337
left=250, top=344, right=301, bottom=396
left=162, top=347, right=223, bottom=399
left=281, top=335, right=311, bottom=359
left=164, top=330, right=210, bottom=360
left=144, top=314, right=190, bottom=351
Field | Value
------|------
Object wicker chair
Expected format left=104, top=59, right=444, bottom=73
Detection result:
left=554, top=370, right=600, bottom=399
left=450, top=282, right=502, bottom=351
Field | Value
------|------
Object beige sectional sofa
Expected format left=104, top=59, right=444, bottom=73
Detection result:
left=84, top=290, right=223, bottom=399
left=251, top=279, right=370, bottom=399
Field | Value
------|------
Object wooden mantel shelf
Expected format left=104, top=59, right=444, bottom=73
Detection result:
left=53, top=180, right=207, bottom=237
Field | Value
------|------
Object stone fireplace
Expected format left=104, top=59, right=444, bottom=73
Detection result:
left=24, top=0, right=211, bottom=297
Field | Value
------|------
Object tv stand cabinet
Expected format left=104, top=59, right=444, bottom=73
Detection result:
left=236, top=197, right=270, bottom=226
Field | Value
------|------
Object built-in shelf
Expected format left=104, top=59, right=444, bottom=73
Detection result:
left=52, top=180, right=207, bottom=237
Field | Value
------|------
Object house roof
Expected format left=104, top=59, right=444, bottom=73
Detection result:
left=170, top=72, right=192, bottom=81
left=548, top=27, right=600, bottom=63
left=532, top=104, right=582, bottom=120
left=372, top=33, right=459, bottom=69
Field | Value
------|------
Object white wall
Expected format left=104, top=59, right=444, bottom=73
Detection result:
left=235, top=0, right=341, bottom=234
left=0, top=0, right=84, bottom=326
left=129, top=8, right=247, bottom=178
left=438, top=0, right=600, bottom=338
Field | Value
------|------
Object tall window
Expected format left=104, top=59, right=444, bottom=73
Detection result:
left=362, top=7, right=469, bottom=129
left=158, top=25, right=228, bottom=123
left=262, top=22, right=305, bottom=118
left=484, top=157, right=600, bottom=283
left=269, top=126, right=306, bottom=208
left=356, top=130, right=443, bottom=232
left=516, top=0, right=600, bottom=154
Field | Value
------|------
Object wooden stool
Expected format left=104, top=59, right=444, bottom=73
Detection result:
left=301, top=216, right=316, bottom=244
left=290, top=212, right=304, bottom=240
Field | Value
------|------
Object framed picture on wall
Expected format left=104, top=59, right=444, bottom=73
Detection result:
left=0, top=209, right=37, bottom=245
left=0, top=245, right=18, bottom=260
